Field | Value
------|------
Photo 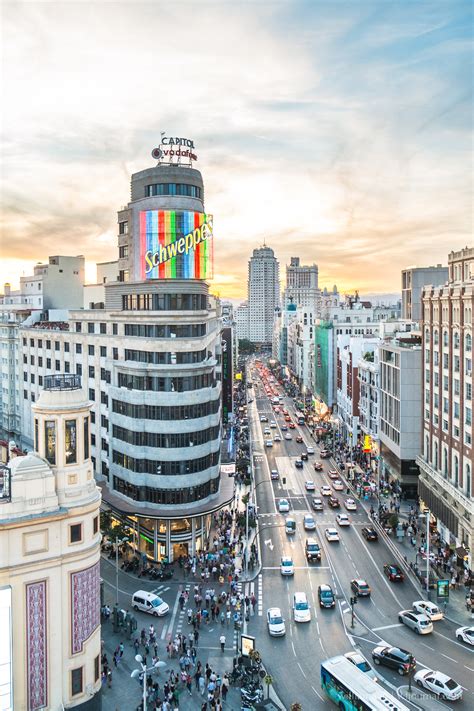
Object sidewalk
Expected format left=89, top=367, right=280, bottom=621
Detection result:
left=329, top=457, right=472, bottom=626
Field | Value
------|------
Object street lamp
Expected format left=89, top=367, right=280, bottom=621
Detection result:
left=131, top=655, right=162, bottom=711
left=115, top=536, right=129, bottom=607
left=425, top=509, right=431, bottom=600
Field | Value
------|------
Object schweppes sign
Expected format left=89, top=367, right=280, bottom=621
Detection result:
left=140, top=210, right=213, bottom=280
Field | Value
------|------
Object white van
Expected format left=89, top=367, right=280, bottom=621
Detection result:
left=132, top=590, right=169, bottom=617
left=293, top=592, right=311, bottom=623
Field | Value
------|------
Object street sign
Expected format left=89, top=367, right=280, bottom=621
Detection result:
left=437, top=579, right=450, bottom=599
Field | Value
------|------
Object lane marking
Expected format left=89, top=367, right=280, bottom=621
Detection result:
left=434, top=630, right=474, bottom=653
left=351, top=525, right=403, bottom=608
left=371, top=623, right=404, bottom=631
left=291, top=641, right=296, bottom=657
left=297, top=662, right=307, bottom=678
left=441, top=652, right=458, bottom=663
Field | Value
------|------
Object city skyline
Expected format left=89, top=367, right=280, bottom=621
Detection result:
left=2, top=1, right=472, bottom=299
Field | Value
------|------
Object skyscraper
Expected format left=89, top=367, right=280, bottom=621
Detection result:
left=247, top=246, right=280, bottom=344
left=284, top=256, right=319, bottom=311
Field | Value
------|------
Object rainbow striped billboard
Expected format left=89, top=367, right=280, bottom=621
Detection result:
left=140, top=210, right=213, bottom=280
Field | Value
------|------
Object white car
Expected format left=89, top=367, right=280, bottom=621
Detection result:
left=345, top=498, right=357, bottom=511
left=414, top=670, right=462, bottom=701
left=293, top=592, right=311, bottom=623
left=336, top=513, right=350, bottom=526
left=456, top=625, right=474, bottom=646
left=398, top=609, right=433, bottom=635
left=306, top=446, right=314, bottom=455
left=303, top=514, right=316, bottom=531
left=278, top=498, right=290, bottom=513
left=344, top=651, right=378, bottom=682
left=284, top=433, right=292, bottom=440
left=270, top=421, right=277, bottom=428
left=412, top=600, right=444, bottom=621
left=305, top=480, right=315, bottom=491
left=274, top=434, right=282, bottom=442
left=325, top=528, right=340, bottom=542
left=260, top=415, right=268, bottom=422
left=264, top=427, right=271, bottom=434
left=321, top=485, right=331, bottom=496
left=332, top=480, right=344, bottom=491
left=267, top=607, right=286, bottom=636
left=265, top=439, right=273, bottom=448
left=280, top=556, right=294, bottom=576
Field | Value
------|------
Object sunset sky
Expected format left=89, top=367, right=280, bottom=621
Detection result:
left=1, top=1, right=472, bottom=300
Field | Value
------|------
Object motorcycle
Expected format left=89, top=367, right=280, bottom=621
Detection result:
left=241, top=684, right=264, bottom=704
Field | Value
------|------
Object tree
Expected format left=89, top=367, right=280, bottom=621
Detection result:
left=388, top=513, right=399, bottom=531
left=238, top=338, right=257, bottom=354
left=100, top=510, right=132, bottom=544
left=291, top=704, right=302, bottom=711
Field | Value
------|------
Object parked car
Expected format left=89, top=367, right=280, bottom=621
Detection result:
left=412, top=600, right=444, bottom=621
left=372, top=646, right=416, bottom=676
left=328, top=496, right=340, bottom=509
left=344, top=652, right=378, bottom=682
left=414, top=670, right=462, bottom=701
left=312, top=497, right=324, bottom=511
left=362, top=527, right=378, bottom=541
left=398, top=610, right=433, bottom=635
left=384, top=563, right=404, bottom=582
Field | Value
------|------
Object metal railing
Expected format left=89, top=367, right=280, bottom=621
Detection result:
left=0, top=465, right=11, bottom=503
left=44, top=374, right=82, bottom=391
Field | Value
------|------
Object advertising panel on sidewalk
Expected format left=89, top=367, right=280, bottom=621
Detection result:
left=240, top=633, right=255, bottom=657
left=437, top=579, right=450, bottom=599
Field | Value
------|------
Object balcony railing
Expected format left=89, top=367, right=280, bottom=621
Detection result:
left=0, top=465, right=11, bottom=503
left=416, top=456, right=472, bottom=511
left=44, top=374, right=82, bottom=391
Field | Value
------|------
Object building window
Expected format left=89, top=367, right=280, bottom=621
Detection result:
left=46, top=358, right=51, bottom=369
left=45, top=421, right=56, bottom=464
left=69, top=523, right=83, bottom=544
left=75, top=322, right=82, bottom=333
left=119, top=245, right=129, bottom=258
left=466, top=333, right=472, bottom=352
left=76, top=364, right=82, bottom=376
left=118, top=221, right=128, bottom=234
left=93, top=515, right=99, bottom=535
left=39, top=375, right=43, bottom=386
left=64, top=361, right=70, bottom=373
left=100, top=323, right=106, bottom=335
left=76, top=343, right=82, bottom=354
left=46, top=340, right=51, bottom=350
left=94, top=655, right=100, bottom=682
left=467, top=383, right=472, bottom=401
left=89, top=366, right=95, bottom=378
left=466, top=407, right=472, bottom=427
left=71, top=667, right=83, bottom=696
left=34, top=418, right=39, bottom=451
left=88, top=345, right=95, bottom=356
left=101, top=391, right=108, bottom=405
left=65, top=420, right=77, bottom=464
left=100, top=346, right=106, bottom=357
left=55, top=342, right=60, bottom=351
left=38, top=357, right=43, bottom=367
left=64, top=342, right=70, bottom=353
left=88, top=323, right=95, bottom=334
left=91, top=434, right=96, bottom=446
left=30, top=338, right=34, bottom=347
left=84, top=416, right=90, bottom=460
left=112, top=323, right=118, bottom=335
left=89, top=388, right=95, bottom=401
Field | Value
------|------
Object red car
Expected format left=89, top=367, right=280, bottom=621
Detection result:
left=383, top=564, right=404, bottom=582
left=289, top=423, right=296, bottom=429
left=296, top=435, right=303, bottom=443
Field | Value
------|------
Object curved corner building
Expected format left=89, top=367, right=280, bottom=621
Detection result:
left=97, top=159, right=231, bottom=561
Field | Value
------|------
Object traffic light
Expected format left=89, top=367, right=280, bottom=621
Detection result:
left=350, top=596, right=357, bottom=606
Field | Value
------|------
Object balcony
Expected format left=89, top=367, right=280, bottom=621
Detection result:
left=0, top=465, right=11, bottom=503
left=417, top=456, right=473, bottom=512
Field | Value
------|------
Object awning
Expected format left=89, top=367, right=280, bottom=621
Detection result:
left=456, top=546, right=469, bottom=559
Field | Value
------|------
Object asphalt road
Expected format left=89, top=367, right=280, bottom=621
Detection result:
left=247, top=366, right=474, bottom=711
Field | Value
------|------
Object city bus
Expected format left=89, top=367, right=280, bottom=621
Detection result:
left=321, top=656, right=411, bottom=711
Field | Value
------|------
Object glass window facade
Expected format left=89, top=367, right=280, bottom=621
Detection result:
left=145, top=183, right=202, bottom=199
left=45, top=421, right=56, bottom=464
left=65, top=419, right=77, bottom=464
left=113, top=475, right=219, bottom=504
left=84, top=417, right=90, bottom=460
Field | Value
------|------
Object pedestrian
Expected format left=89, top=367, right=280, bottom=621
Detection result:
left=194, top=630, right=199, bottom=647
left=186, top=673, right=193, bottom=696
left=221, top=680, right=228, bottom=702
left=220, top=634, right=225, bottom=652
left=199, top=674, right=205, bottom=696
left=119, top=641, right=124, bottom=658
left=107, top=668, right=113, bottom=688
left=134, top=638, right=140, bottom=655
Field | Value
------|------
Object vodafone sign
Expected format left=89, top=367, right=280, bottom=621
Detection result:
left=151, top=134, right=197, bottom=164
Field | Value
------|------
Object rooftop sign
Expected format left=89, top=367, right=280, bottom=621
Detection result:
left=151, top=133, right=197, bottom=165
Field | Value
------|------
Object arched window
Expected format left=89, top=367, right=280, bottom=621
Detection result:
left=466, top=333, right=472, bottom=352
left=443, top=331, right=449, bottom=347
left=454, top=331, right=460, bottom=349
left=425, top=328, right=430, bottom=343
left=433, top=330, right=439, bottom=345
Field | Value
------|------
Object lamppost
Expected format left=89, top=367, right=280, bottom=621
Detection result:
left=131, top=655, right=161, bottom=711
left=115, top=536, right=129, bottom=606
left=425, top=509, right=431, bottom=600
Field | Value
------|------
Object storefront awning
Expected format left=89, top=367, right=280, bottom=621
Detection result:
left=455, top=546, right=469, bottom=559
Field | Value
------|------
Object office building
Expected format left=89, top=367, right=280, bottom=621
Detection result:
left=235, top=302, right=249, bottom=341
left=20, top=256, right=85, bottom=311
left=336, top=336, right=378, bottom=444
left=83, top=261, right=119, bottom=310
left=18, top=152, right=232, bottom=563
left=0, top=375, right=102, bottom=711
left=247, top=246, right=280, bottom=344
left=417, top=247, right=473, bottom=569
left=401, top=265, right=448, bottom=322
left=284, top=257, right=319, bottom=311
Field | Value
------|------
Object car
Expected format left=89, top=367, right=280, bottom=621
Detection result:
left=295, top=459, right=304, bottom=469
left=372, top=646, right=416, bottom=676
left=280, top=556, right=294, bottom=576
left=328, top=470, right=339, bottom=480
left=260, top=415, right=268, bottom=422
left=274, top=434, right=282, bottom=442
left=301, top=452, right=309, bottom=461
left=336, top=513, right=350, bottom=526
left=285, top=517, right=296, bottom=534
left=265, top=439, right=273, bottom=448
left=325, top=528, right=340, bottom=542
left=283, top=409, right=289, bottom=415
left=351, top=579, right=371, bottom=597
left=303, top=514, right=316, bottom=531
left=289, top=423, right=296, bottom=429
left=456, top=625, right=474, bottom=645
left=264, top=427, right=271, bottom=434
left=318, top=584, right=335, bottom=608
left=344, top=652, right=378, bottom=682
left=132, top=590, right=170, bottom=616
left=267, top=607, right=286, bottom=637
left=305, top=538, right=321, bottom=562
left=312, top=497, right=324, bottom=511
left=321, top=485, right=331, bottom=496
left=284, top=433, right=292, bottom=440
left=270, top=421, right=277, bottom=428
left=278, top=499, right=290, bottom=513
left=293, top=592, right=311, bottom=622
left=295, top=435, right=303, bottom=443
left=284, top=415, right=291, bottom=422
left=414, top=670, right=462, bottom=701
left=313, top=461, right=323, bottom=471
left=344, top=498, right=357, bottom=511
left=412, top=600, right=444, bottom=621
left=306, top=446, right=314, bottom=455
left=270, top=469, right=279, bottom=480
left=281, top=424, right=288, bottom=431
left=328, top=496, right=340, bottom=509
left=332, top=480, right=344, bottom=491
left=320, top=449, right=331, bottom=458
left=362, top=527, right=378, bottom=541
left=305, top=480, right=315, bottom=491
left=384, top=563, right=404, bottom=582
left=398, top=610, right=433, bottom=635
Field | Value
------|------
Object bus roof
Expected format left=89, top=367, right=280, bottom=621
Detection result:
left=321, top=656, right=411, bottom=711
